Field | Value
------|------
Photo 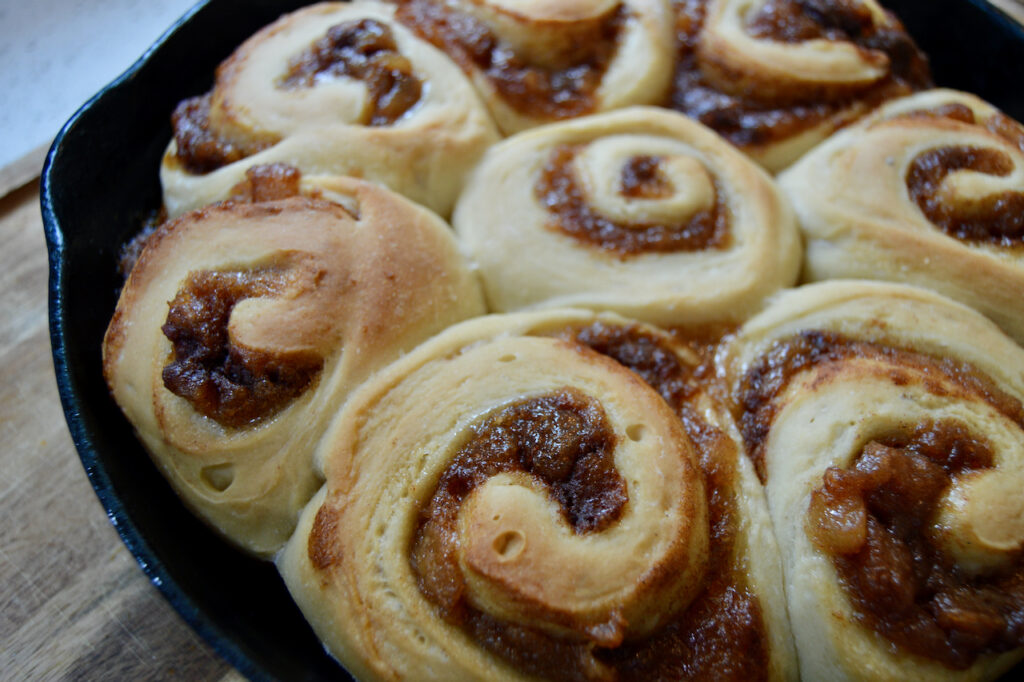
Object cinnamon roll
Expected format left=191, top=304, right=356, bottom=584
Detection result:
left=160, top=1, right=499, bottom=219
left=392, top=0, right=675, bottom=134
left=722, top=280, right=1024, bottom=681
left=277, top=308, right=797, bottom=681
left=778, top=89, right=1024, bottom=346
left=452, top=107, right=801, bottom=326
left=102, top=176, right=485, bottom=556
left=668, top=0, right=932, bottom=171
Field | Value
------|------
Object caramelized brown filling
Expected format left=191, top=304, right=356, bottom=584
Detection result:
left=162, top=268, right=322, bottom=427
left=892, top=105, right=1024, bottom=248
left=227, top=163, right=304, bottom=203
left=279, top=18, right=423, bottom=125
left=409, top=390, right=626, bottom=680
left=309, top=503, right=343, bottom=571
left=535, top=145, right=730, bottom=256
left=746, top=0, right=879, bottom=43
left=907, top=146, right=1024, bottom=248
left=620, top=156, right=674, bottom=199
left=395, top=0, right=625, bottom=119
left=395, top=324, right=769, bottom=680
left=735, top=330, right=1024, bottom=482
left=172, top=19, right=421, bottom=174
left=986, top=112, right=1024, bottom=155
left=898, top=102, right=980, bottom=127
left=736, top=330, right=1024, bottom=665
left=565, top=322, right=697, bottom=411
left=807, top=420, right=1024, bottom=669
left=171, top=94, right=276, bottom=175
left=668, top=0, right=931, bottom=148
left=122, top=165, right=304, bottom=278
left=565, top=322, right=768, bottom=681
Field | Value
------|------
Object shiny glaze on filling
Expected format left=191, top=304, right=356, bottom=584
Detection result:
left=395, top=0, right=625, bottom=119
left=535, top=145, right=730, bottom=256
left=807, top=420, right=1024, bottom=669
left=162, top=267, right=322, bottom=427
left=668, top=0, right=931, bottom=149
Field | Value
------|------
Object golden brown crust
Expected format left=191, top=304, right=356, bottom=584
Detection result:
left=160, top=1, right=499, bottom=218
left=779, top=89, right=1024, bottom=346
left=277, top=309, right=797, bottom=682
left=667, top=0, right=931, bottom=171
left=394, top=0, right=675, bottom=134
left=722, top=281, right=1024, bottom=681
left=103, top=178, right=485, bottom=556
left=453, top=106, right=801, bottom=326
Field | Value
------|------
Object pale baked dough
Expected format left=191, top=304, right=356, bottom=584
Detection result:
left=160, top=1, right=499, bottom=219
left=453, top=106, right=801, bottom=326
left=394, top=0, right=674, bottom=134
left=277, top=308, right=797, bottom=682
left=779, top=89, right=1024, bottom=346
left=672, top=0, right=930, bottom=171
left=103, top=177, right=485, bottom=557
left=722, top=280, right=1024, bottom=681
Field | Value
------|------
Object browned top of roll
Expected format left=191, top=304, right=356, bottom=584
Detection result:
left=174, top=17, right=419, bottom=174
left=394, top=0, right=625, bottom=120
left=534, top=144, right=731, bottom=256
left=668, top=0, right=931, bottom=164
left=806, top=418, right=1024, bottom=670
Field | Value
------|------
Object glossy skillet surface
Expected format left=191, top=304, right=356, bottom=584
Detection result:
left=40, top=0, right=1024, bottom=679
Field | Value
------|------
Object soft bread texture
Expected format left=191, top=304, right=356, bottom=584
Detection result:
left=393, top=0, right=674, bottom=134
left=721, top=281, right=1024, bottom=681
left=700, top=0, right=891, bottom=88
left=779, top=89, right=1024, bottom=345
left=105, top=1, right=1024, bottom=677
left=277, top=308, right=797, bottom=682
left=669, top=0, right=931, bottom=171
left=102, top=178, right=485, bottom=556
left=453, top=107, right=800, bottom=326
left=160, top=1, right=499, bottom=219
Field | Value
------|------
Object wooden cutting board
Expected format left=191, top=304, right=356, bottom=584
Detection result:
left=0, top=181, right=241, bottom=681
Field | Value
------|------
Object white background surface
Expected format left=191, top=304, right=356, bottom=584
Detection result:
left=0, top=0, right=199, bottom=178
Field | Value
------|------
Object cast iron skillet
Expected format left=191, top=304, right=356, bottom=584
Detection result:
left=41, top=1, right=1024, bottom=680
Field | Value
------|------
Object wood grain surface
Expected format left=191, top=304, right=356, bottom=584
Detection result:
left=0, top=182, right=241, bottom=682
left=2, top=2, right=1022, bottom=681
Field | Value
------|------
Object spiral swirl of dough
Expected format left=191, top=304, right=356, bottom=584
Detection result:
left=779, top=89, right=1024, bottom=345
left=393, top=0, right=674, bottom=134
left=278, top=308, right=797, bottom=681
left=160, top=1, right=499, bottom=219
left=669, top=0, right=931, bottom=171
left=722, top=280, right=1024, bottom=681
left=102, top=177, right=485, bottom=556
left=453, top=106, right=800, bottom=326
